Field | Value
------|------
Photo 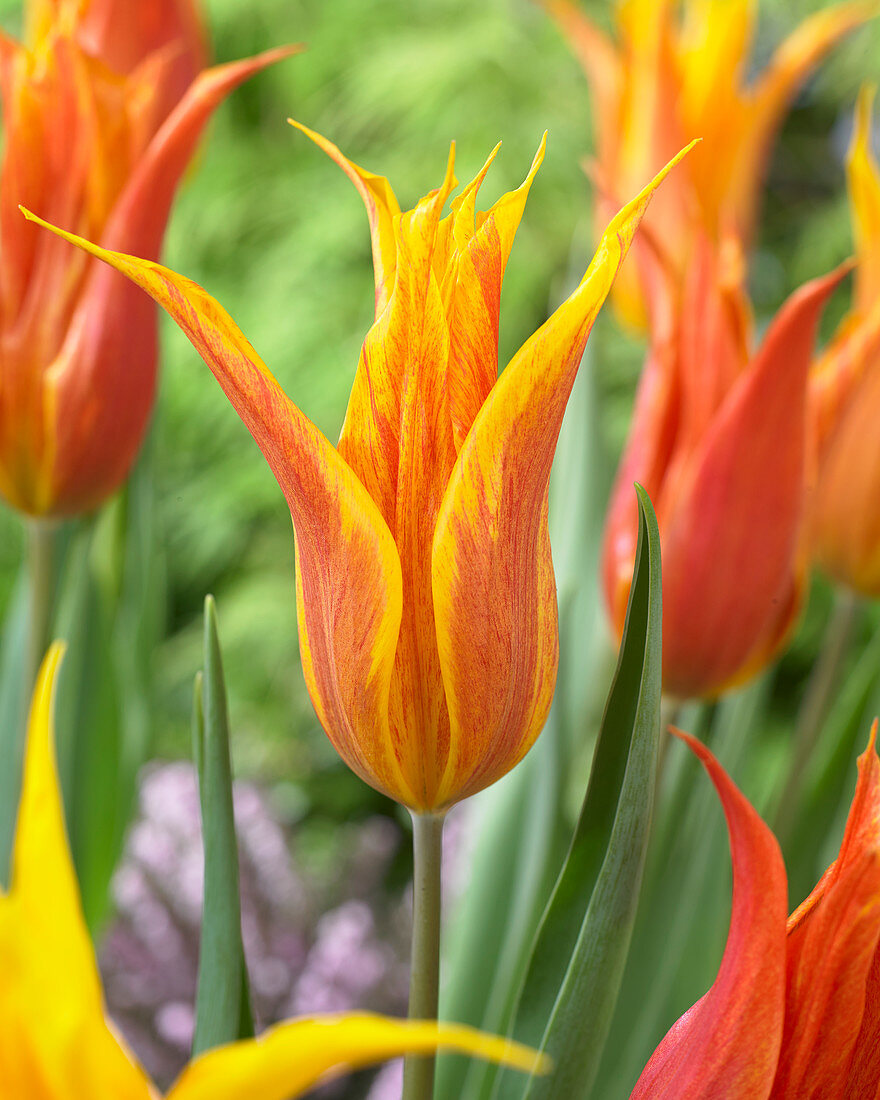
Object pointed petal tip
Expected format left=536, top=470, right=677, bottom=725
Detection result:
left=602, top=139, right=699, bottom=241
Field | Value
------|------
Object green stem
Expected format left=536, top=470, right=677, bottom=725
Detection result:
left=772, top=587, right=861, bottom=844
left=402, top=812, right=445, bottom=1100
left=24, top=519, right=56, bottom=699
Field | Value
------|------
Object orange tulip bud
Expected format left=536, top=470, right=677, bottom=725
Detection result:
left=603, top=235, right=847, bottom=698
left=809, top=87, right=880, bottom=596
left=544, top=0, right=874, bottom=329
left=0, top=1, right=298, bottom=516
left=632, top=722, right=880, bottom=1099
left=24, top=134, right=695, bottom=810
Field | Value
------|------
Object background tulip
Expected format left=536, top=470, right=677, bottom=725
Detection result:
left=602, top=235, right=846, bottom=698
left=809, top=86, right=880, bottom=597
left=0, top=0, right=295, bottom=516
left=543, top=0, right=873, bottom=329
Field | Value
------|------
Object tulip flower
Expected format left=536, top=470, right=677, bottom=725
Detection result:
left=809, top=86, right=880, bottom=596
left=544, top=0, right=873, bottom=329
left=631, top=720, right=880, bottom=1099
left=1, top=644, right=547, bottom=1098
left=602, top=234, right=847, bottom=699
left=0, top=0, right=298, bottom=516
left=22, top=132, right=694, bottom=813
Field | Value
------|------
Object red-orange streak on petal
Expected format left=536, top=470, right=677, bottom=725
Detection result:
left=772, top=722, right=880, bottom=1098
left=290, top=121, right=402, bottom=319
left=431, top=144, right=695, bottom=810
left=659, top=264, right=847, bottom=698
left=630, top=730, right=786, bottom=1100
left=39, top=46, right=301, bottom=517
left=384, top=164, right=458, bottom=808
left=21, top=212, right=415, bottom=808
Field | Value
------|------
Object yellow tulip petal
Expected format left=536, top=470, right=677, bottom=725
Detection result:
left=0, top=644, right=153, bottom=1098
left=168, top=1014, right=548, bottom=1100
left=21, top=208, right=414, bottom=805
left=430, top=143, right=696, bottom=808
left=290, top=120, right=402, bottom=317
left=848, top=84, right=880, bottom=309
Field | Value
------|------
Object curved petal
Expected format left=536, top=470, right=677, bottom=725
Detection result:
left=772, top=723, right=880, bottom=1098
left=0, top=644, right=152, bottom=1098
left=660, top=264, right=847, bottom=697
left=168, top=1014, right=547, bottom=1100
left=289, top=121, right=402, bottom=318
left=630, top=730, right=787, bottom=1100
left=41, top=45, right=301, bottom=516
left=430, top=143, right=696, bottom=809
left=22, top=210, right=415, bottom=807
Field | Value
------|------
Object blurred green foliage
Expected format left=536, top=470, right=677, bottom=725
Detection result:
left=0, top=0, right=877, bottom=829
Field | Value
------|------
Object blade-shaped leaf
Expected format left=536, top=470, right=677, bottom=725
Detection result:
left=0, top=566, right=30, bottom=886
left=192, top=595, right=254, bottom=1056
left=496, top=484, right=662, bottom=1100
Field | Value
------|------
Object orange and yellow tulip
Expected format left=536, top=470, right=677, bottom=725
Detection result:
left=809, top=87, right=880, bottom=596
left=0, top=0, right=297, bottom=516
left=631, top=721, right=880, bottom=1099
left=0, top=644, right=546, bottom=1098
left=602, top=235, right=846, bottom=698
left=545, top=0, right=873, bottom=329
left=24, top=130, right=693, bottom=811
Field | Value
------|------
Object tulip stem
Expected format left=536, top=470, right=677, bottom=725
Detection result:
left=403, top=811, right=445, bottom=1100
left=25, top=519, right=56, bottom=700
left=772, top=587, right=861, bottom=844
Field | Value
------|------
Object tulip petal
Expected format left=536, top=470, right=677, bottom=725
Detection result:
left=742, top=1, right=877, bottom=232
left=843, top=940, right=880, bottom=1097
left=772, top=723, right=880, bottom=1098
left=848, top=84, right=880, bottom=310
left=445, top=135, right=546, bottom=450
left=21, top=210, right=415, bottom=806
left=810, top=332, right=880, bottom=595
left=289, top=121, right=402, bottom=318
left=39, top=45, right=301, bottom=515
left=168, top=1014, right=548, bottom=1100
left=430, top=143, right=696, bottom=809
left=630, top=730, right=787, bottom=1100
left=0, top=644, right=152, bottom=1097
left=660, top=264, right=847, bottom=697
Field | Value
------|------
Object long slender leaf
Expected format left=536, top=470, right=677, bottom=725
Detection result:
left=0, top=567, right=29, bottom=886
left=496, top=484, right=662, bottom=1100
left=192, top=595, right=254, bottom=1056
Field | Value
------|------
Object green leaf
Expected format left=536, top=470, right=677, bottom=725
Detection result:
left=0, top=567, right=30, bottom=887
left=53, top=518, right=122, bottom=933
left=496, top=484, right=662, bottom=1100
left=192, top=595, right=254, bottom=1057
